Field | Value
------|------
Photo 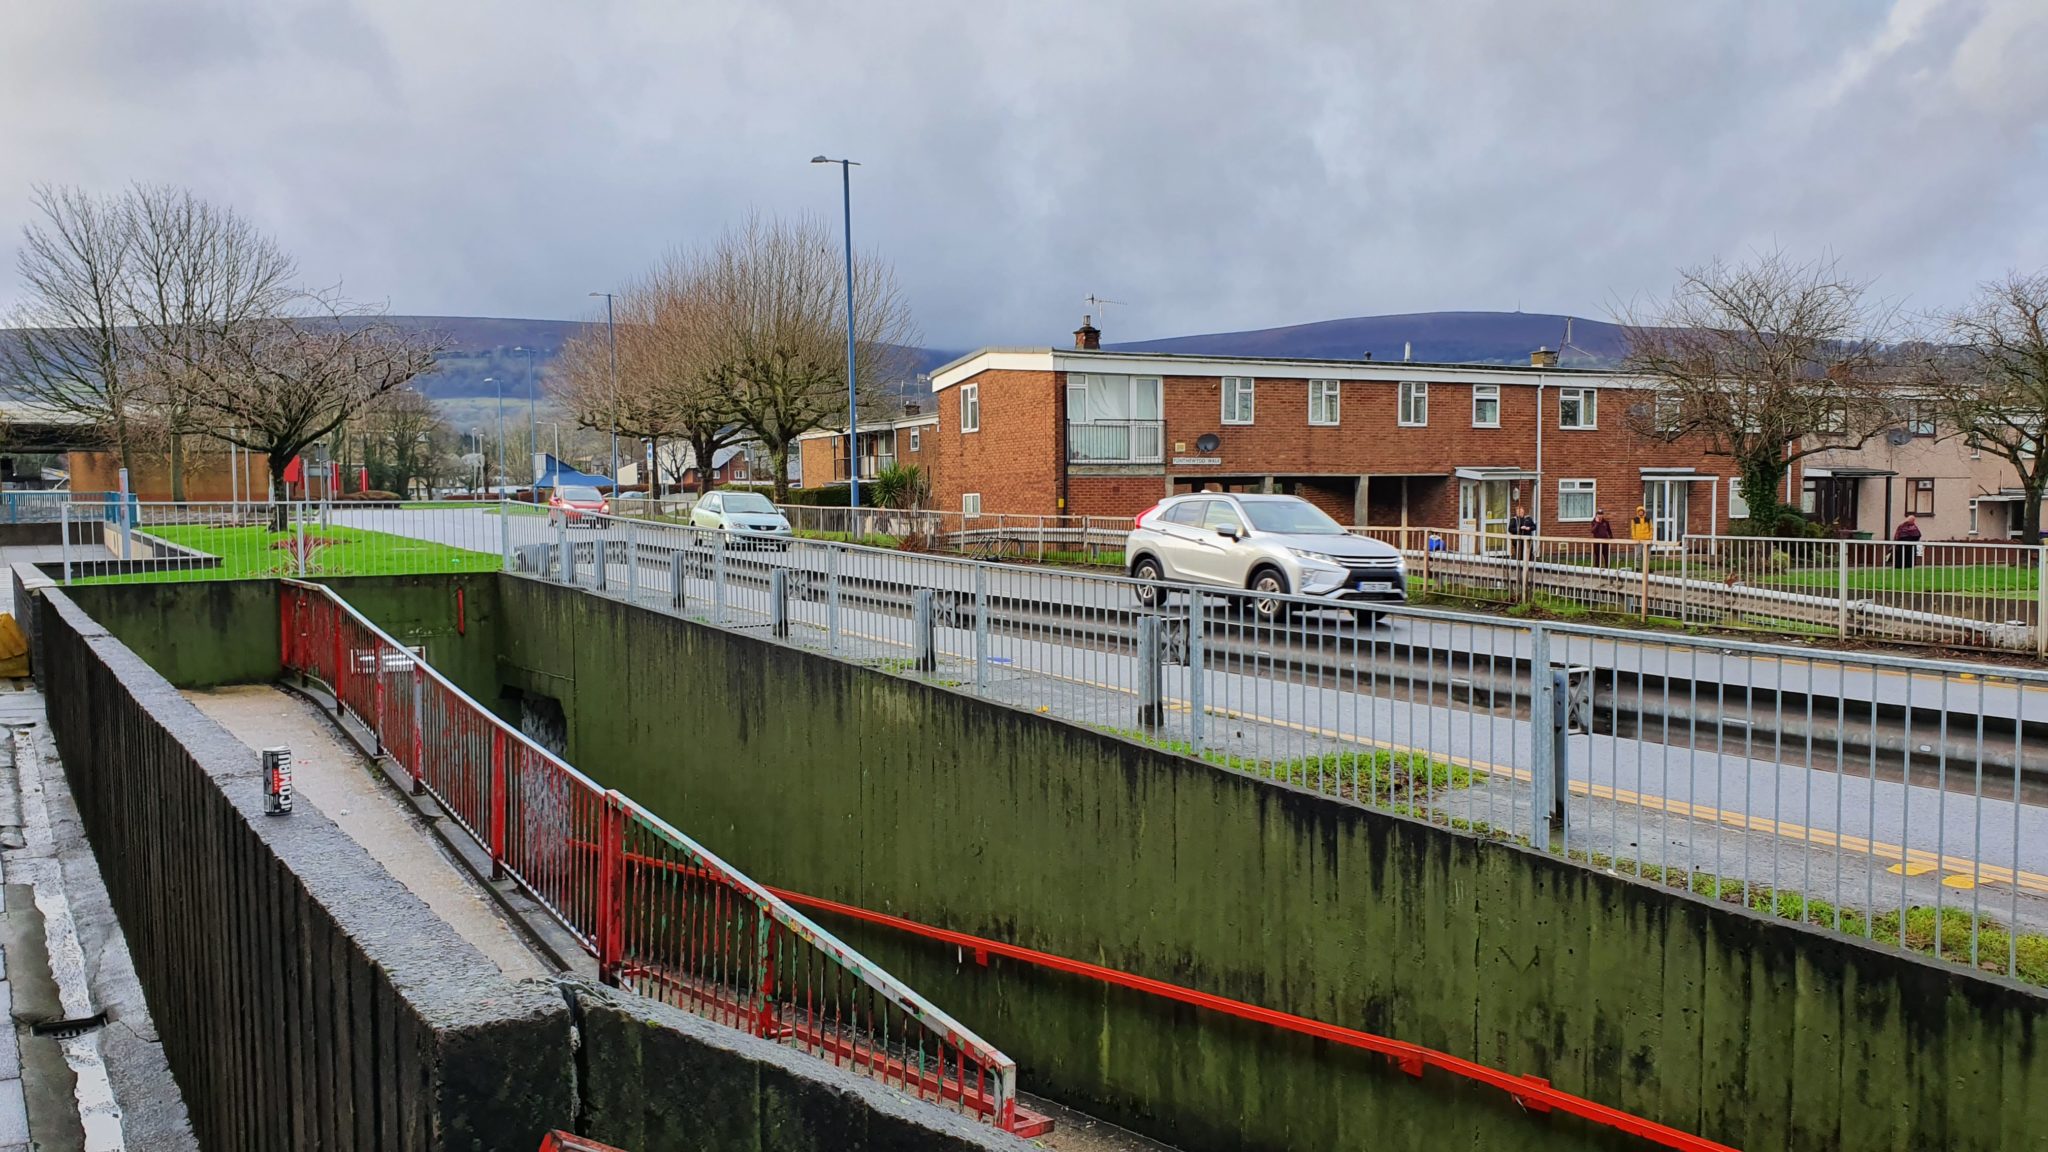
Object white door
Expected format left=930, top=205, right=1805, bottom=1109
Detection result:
left=1644, top=480, right=1688, bottom=545
left=1458, top=480, right=1511, bottom=552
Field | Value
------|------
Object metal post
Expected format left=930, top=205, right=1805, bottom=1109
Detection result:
left=1678, top=540, right=1688, bottom=625
left=712, top=533, right=727, bottom=624
left=370, top=647, right=386, bottom=755
left=827, top=547, right=842, bottom=651
left=295, top=509, right=307, bottom=578
left=118, top=467, right=131, bottom=561
left=838, top=160, right=860, bottom=512
left=1548, top=665, right=1570, bottom=846
left=557, top=520, right=572, bottom=585
left=1838, top=538, right=1851, bottom=640
left=59, top=501, right=70, bottom=583
left=501, top=496, right=513, bottom=572
left=1529, top=625, right=1557, bottom=849
left=912, top=588, right=935, bottom=671
left=626, top=523, right=639, bottom=605
left=2036, top=544, right=2048, bottom=660
left=669, top=550, right=687, bottom=610
left=770, top=568, right=790, bottom=638
left=1637, top=542, right=1650, bottom=618
left=410, top=668, right=425, bottom=795
left=490, top=728, right=507, bottom=880
left=972, top=565, right=989, bottom=693
left=597, top=792, right=625, bottom=986
left=1135, top=614, right=1163, bottom=730
left=1188, top=595, right=1207, bottom=752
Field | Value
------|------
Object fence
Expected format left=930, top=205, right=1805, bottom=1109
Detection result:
left=1351, top=526, right=2048, bottom=654
left=277, top=579, right=1028, bottom=1132
left=501, top=515, right=2048, bottom=989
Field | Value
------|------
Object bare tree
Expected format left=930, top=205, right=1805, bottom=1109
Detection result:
left=1620, top=250, right=1901, bottom=534
left=689, top=215, right=918, bottom=501
left=547, top=313, right=686, bottom=490
left=1930, top=271, right=2048, bottom=539
left=358, top=385, right=450, bottom=497
left=0, top=186, right=149, bottom=477
left=120, top=184, right=298, bottom=499
left=190, top=301, right=442, bottom=528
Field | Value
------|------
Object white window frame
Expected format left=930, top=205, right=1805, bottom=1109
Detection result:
left=1558, top=387, right=1597, bottom=429
left=962, top=492, right=982, bottom=516
left=1472, top=384, right=1500, bottom=428
left=1222, top=377, right=1255, bottom=425
left=1398, top=380, right=1428, bottom=427
left=1969, top=499, right=1979, bottom=536
left=1556, top=478, right=1596, bottom=522
left=960, top=383, right=980, bottom=433
left=1729, top=476, right=1751, bottom=520
left=908, top=428, right=921, bottom=452
left=1308, top=379, right=1340, bottom=426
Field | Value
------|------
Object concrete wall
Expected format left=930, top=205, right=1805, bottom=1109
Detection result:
left=61, top=578, right=280, bottom=687
left=481, top=573, right=2048, bottom=1152
left=35, top=585, right=576, bottom=1152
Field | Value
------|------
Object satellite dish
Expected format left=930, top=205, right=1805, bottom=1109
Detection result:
left=1195, top=433, right=1221, bottom=454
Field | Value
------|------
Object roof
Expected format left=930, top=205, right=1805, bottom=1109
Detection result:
left=928, top=347, right=1634, bottom=393
left=533, top=454, right=614, bottom=489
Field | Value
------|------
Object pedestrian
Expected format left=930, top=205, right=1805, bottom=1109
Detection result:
left=1629, top=504, right=1654, bottom=543
left=1590, top=508, right=1613, bottom=566
left=1508, top=503, right=1536, bottom=560
left=1892, top=513, right=1922, bottom=570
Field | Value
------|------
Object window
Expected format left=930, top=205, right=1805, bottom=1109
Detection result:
left=1556, top=479, right=1596, bottom=522
left=1653, top=392, right=1683, bottom=434
left=1906, top=402, right=1935, bottom=437
left=1729, top=476, right=1750, bottom=520
left=960, top=383, right=980, bottom=432
left=1558, top=387, right=1597, bottom=429
left=908, top=428, right=921, bottom=452
left=1472, top=384, right=1500, bottom=428
left=962, top=492, right=982, bottom=516
left=1222, top=377, right=1255, bottom=424
left=1398, top=380, right=1428, bottom=426
left=1200, top=500, right=1245, bottom=535
left=1164, top=500, right=1207, bottom=525
left=1909, top=478, right=1935, bottom=516
left=1308, top=379, right=1340, bottom=426
left=1817, top=406, right=1848, bottom=434
left=1969, top=500, right=1979, bottom=536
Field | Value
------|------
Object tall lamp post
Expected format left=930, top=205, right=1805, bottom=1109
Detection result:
left=811, top=155, right=861, bottom=509
left=485, top=376, right=505, bottom=494
left=515, top=345, right=539, bottom=480
left=589, top=292, right=619, bottom=491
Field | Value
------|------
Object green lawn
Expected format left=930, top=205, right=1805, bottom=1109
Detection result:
left=75, top=524, right=499, bottom=584
left=1761, top=564, right=2035, bottom=596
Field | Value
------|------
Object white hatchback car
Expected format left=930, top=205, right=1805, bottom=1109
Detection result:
left=688, top=490, right=793, bottom=546
left=1124, top=493, right=1406, bottom=621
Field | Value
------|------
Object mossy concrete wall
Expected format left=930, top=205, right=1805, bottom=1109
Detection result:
left=481, top=572, right=2048, bottom=1152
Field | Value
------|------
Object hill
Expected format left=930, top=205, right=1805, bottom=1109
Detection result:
left=1105, top=311, right=1623, bottom=367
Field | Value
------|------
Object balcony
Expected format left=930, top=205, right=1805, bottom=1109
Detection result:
left=1067, top=420, right=1165, bottom=465
left=830, top=453, right=897, bottom=481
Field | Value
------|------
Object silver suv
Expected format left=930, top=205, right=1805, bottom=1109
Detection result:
left=1124, top=493, right=1407, bottom=621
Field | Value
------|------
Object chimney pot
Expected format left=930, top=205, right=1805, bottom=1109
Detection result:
left=1531, top=346, right=1560, bottom=368
left=1074, top=315, right=1101, bottom=351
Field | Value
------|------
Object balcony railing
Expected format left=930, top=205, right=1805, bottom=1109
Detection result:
left=831, top=453, right=897, bottom=481
left=1067, top=420, right=1165, bottom=464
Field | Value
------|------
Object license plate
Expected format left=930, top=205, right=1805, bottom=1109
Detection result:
left=1356, top=581, right=1392, bottom=593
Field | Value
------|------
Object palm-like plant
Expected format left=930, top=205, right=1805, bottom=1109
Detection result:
left=868, top=462, right=927, bottom=510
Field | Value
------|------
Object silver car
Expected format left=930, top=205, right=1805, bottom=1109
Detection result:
left=1124, top=493, right=1406, bottom=621
left=688, top=490, right=794, bottom=547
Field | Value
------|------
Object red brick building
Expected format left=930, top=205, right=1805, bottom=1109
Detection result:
left=920, top=322, right=1758, bottom=541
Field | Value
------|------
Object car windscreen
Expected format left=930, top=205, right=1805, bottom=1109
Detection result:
left=1241, top=500, right=1346, bottom=535
left=559, top=486, right=602, bottom=502
left=722, top=492, right=775, bottom=514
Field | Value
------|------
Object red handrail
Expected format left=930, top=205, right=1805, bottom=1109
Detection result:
left=766, top=887, right=1739, bottom=1152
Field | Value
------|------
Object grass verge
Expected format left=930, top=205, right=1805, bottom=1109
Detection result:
left=74, top=524, right=500, bottom=583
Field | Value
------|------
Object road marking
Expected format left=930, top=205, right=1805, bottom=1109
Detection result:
left=1888, top=862, right=1938, bottom=877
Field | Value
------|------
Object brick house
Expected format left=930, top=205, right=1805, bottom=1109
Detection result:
left=921, top=319, right=1749, bottom=542
left=794, top=406, right=939, bottom=490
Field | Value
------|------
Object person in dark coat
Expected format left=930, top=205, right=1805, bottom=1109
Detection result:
left=1590, top=508, right=1613, bottom=566
left=1892, top=513, right=1922, bottom=569
left=1507, top=503, right=1536, bottom=560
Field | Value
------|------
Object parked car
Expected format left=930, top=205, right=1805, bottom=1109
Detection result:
left=546, top=485, right=609, bottom=528
left=689, top=490, right=793, bottom=547
left=1124, top=493, right=1406, bottom=622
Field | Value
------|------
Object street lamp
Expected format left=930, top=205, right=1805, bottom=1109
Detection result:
left=485, top=376, right=505, bottom=493
left=811, top=155, right=861, bottom=509
left=589, top=292, right=619, bottom=491
left=515, top=345, right=539, bottom=478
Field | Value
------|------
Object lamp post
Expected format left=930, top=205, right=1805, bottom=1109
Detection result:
left=811, top=155, right=861, bottom=509
left=485, top=376, right=505, bottom=494
left=515, top=345, right=539, bottom=480
left=589, top=292, right=618, bottom=491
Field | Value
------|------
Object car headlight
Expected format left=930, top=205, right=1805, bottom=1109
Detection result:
left=1289, top=548, right=1340, bottom=566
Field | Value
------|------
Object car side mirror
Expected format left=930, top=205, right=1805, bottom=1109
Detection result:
left=1216, top=525, right=1240, bottom=540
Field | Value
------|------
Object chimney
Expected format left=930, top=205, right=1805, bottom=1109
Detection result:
left=1530, top=346, right=1560, bottom=368
left=903, top=400, right=921, bottom=416
left=1074, top=315, right=1101, bottom=350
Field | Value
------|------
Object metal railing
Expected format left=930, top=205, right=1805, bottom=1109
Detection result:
left=277, top=579, right=1024, bottom=1130
left=1354, top=526, right=2048, bottom=654
left=513, top=515, right=2048, bottom=988
left=1066, top=419, right=1165, bottom=464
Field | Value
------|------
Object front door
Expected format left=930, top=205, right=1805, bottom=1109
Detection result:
left=1643, top=480, right=1688, bottom=545
left=1457, top=480, right=1511, bottom=551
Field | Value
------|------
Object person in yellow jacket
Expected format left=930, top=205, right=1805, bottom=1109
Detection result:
left=1629, top=505, right=1654, bottom=543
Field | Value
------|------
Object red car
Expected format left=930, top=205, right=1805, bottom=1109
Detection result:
left=546, top=485, right=608, bottom=528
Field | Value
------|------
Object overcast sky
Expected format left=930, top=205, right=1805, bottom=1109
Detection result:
left=3, top=0, right=2045, bottom=348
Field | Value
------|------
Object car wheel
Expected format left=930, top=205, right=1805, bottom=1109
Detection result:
left=1131, top=556, right=1166, bottom=608
left=1250, top=566, right=1291, bottom=623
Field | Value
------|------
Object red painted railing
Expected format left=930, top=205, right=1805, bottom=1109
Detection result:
left=540, top=1132, right=628, bottom=1152
left=279, top=580, right=1029, bottom=1133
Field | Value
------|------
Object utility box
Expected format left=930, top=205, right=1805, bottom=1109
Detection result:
left=262, top=747, right=294, bottom=816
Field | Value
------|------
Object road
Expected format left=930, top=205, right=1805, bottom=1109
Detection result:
left=331, top=506, right=2048, bottom=939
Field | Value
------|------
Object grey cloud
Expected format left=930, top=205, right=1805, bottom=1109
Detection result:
left=2, top=0, right=2044, bottom=347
